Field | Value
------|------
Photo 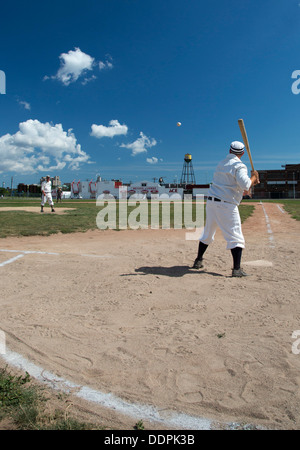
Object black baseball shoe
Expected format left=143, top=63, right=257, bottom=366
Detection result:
left=41, top=206, right=44, bottom=213
left=192, top=258, right=204, bottom=269
left=232, top=268, right=250, bottom=277
left=51, top=207, right=55, bottom=213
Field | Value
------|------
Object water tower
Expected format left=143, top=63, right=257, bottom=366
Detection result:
left=180, top=153, right=196, bottom=185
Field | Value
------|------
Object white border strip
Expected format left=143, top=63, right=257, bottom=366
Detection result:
left=1, top=348, right=213, bottom=430
left=277, top=204, right=285, bottom=214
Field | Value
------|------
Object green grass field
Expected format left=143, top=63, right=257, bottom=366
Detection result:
left=0, top=198, right=299, bottom=239
left=0, top=366, right=103, bottom=430
left=241, top=199, right=300, bottom=220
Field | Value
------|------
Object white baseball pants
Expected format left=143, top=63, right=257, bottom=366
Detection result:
left=41, top=193, right=54, bottom=207
left=200, top=199, right=245, bottom=249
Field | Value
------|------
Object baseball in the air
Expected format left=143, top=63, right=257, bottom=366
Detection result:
left=177, top=122, right=181, bottom=127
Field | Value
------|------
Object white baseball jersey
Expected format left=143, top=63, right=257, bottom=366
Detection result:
left=41, top=180, right=52, bottom=194
left=208, top=154, right=251, bottom=205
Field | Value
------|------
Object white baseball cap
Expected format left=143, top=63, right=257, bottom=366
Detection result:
left=230, top=141, right=245, bottom=154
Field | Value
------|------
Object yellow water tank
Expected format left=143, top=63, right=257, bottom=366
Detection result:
left=184, top=153, right=192, bottom=162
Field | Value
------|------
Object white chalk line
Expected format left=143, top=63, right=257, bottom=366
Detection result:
left=0, top=249, right=113, bottom=265
left=277, top=204, right=285, bottom=214
left=1, top=348, right=213, bottom=430
left=259, top=202, right=275, bottom=248
left=0, top=249, right=59, bottom=256
left=0, top=254, right=25, bottom=267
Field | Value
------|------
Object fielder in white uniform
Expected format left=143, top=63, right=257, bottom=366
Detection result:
left=41, top=176, right=55, bottom=213
left=193, top=141, right=259, bottom=277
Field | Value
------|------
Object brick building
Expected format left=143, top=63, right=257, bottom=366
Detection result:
left=253, top=164, right=300, bottom=199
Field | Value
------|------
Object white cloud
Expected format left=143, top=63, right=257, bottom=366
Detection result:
left=121, top=132, right=157, bottom=156
left=91, top=120, right=128, bottom=138
left=146, top=157, right=158, bottom=164
left=18, top=100, right=31, bottom=110
left=82, top=74, right=97, bottom=85
left=99, top=55, right=114, bottom=70
left=47, top=47, right=95, bottom=86
left=0, top=119, right=90, bottom=174
left=45, top=48, right=115, bottom=86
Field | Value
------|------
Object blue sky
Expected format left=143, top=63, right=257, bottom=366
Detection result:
left=1, top=0, right=300, bottom=187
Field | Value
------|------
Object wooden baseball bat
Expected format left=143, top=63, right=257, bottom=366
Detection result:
left=238, top=119, right=255, bottom=171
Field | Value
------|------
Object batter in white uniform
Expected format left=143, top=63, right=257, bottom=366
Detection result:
left=193, top=141, right=259, bottom=277
left=41, top=175, right=55, bottom=213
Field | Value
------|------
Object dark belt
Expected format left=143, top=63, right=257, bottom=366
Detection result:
left=207, top=196, right=233, bottom=204
left=207, top=196, right=221, bottom=202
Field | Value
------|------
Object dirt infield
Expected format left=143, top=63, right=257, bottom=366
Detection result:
left=0, top=202, right=300, bottom=429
